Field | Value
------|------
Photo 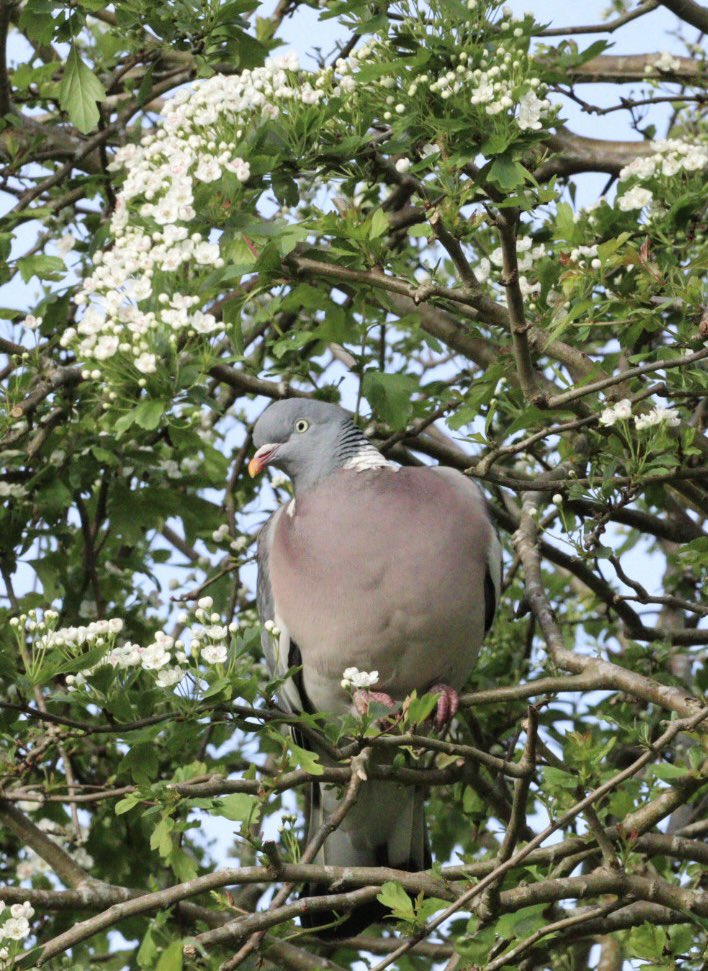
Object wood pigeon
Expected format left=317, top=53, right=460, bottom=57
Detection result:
left=250, top=399, right=502, bottom=936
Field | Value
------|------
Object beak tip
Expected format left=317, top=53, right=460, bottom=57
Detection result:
left=248, top=457, right=261, bottom=478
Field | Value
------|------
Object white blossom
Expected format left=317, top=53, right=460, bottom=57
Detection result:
left=395, top=157, right=411, bottom=174
left=56, top=234, right=76, bottom=255
left=156, top=667, right=186, bottom=687
left=617, top=186, right=653, bottom=211
left=599, top=399, right=633, bottom=426
left=634, top=406, right=681, bottom=430
left=10, top=903, right=34, bottom=921
left=140, top=643, right=171, bottom=670
left=134, top=352, right=157, bottom=374
left=516, top=89, right=550, bottom=131
left=2, top=916, right=30, bottom=940
left=341, top=667, right=379, bottom=690
left=201, top=643, right=228, bottom=664
left=0, top=483, right=27, bottom=499
left=652, top=51, right=681, bottom=73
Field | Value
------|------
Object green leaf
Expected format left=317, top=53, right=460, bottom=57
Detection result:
left=215, top=793, right=260, bottom=823
left=362, top=371, right=417, bottom=429
left=120, top=743, right=160, bottom=785
left=115, top=794, right=141, bottom=815
left=627, top=923, right=667, bottom=961
left=497, top=904, right=548, bottom=939
left=488, top=156, right=528, bottom=193
left=649, top=762, right=691, bottom=780
left=19, top=0, right=54, bottom=45
left=133, top=399, right=165, bottom=431
left=150, top=817, right=174, bottom=857
left=480, top=131, right=514, bottom=156
left=377, top=881, right=415, bottom=922
left=168, top=846, right=198, bottom=882
left=287, top=739, right=323, bottom=776
left=403, top=692, right=439, bottom=727
left=137, top=926, right=159, bottom=969
left=555, top=202, right=579, bottom=243
left=17, top=254, right=65, bottom=283
left=368, top=209, right=389, bottom=239
left=271, top=170, right=299, bottom=208
left=156, top=941, right=183, bottom=971
left=59, top=46, right=106, bottom=134
left=457, top=922, right=497, bottom=963
left=542, top=766, right=578, bottom=789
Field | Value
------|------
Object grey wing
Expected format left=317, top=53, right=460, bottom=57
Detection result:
left=256, top=507, right=307, bottom=714
left=431, top=466, right=502, bottom=632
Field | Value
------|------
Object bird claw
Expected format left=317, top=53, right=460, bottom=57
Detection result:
left=430, top=684, right=459, bottom=730
left=353, top=689, right=397, bottom=718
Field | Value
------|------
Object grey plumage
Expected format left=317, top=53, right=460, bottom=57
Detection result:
left=252, top=398, right=501, bottom=935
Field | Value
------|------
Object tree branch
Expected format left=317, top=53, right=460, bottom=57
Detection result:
left=657, top=0, right=708, bottom=32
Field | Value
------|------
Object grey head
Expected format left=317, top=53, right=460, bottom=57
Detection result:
left=249, top=399, right=376, bottom=494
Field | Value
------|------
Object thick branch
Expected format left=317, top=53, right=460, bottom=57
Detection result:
left=657, top=0, right=708, bottom=32
left=571, top=52, right=702, bottom=83
left=536, top=128, right=656, bottom=180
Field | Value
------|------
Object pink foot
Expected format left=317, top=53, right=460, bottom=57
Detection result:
left=430, top=684, right=459, bottom=730
left=353, top=689, right=397, bottom=718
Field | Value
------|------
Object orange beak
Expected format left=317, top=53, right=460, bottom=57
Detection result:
left=248, top=443, right=279, bottom=478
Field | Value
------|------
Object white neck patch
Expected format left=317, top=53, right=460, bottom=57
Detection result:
left=342, top=446, right=396, bottom=473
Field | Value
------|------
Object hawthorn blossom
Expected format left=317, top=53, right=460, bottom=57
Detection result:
left=2, top=917, right=29, bottom=941
left=201, top=643, right=228, bottom=664
left=651, top=51, right=681, bottom=73
left=156, top=667, right=186, bottom=687
left=599, top=399, right=632, bottom=426
left=516, top=89, right=550, bottom=130
left=341, top=667, right=379, bottom=690
left=617, top=186, right=653, bottom=211
left=56, top=234, right=76, bottom=255
left=634, top=406, right=681, bottom=430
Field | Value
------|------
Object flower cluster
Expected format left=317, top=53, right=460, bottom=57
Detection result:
left=617, top=186, right=653, bottom=212
left=11, top=601, right=242, bottom=697
left=617, top=138, right=708, bottom=214
left=372, top=7, right=551, bottom=133
left=478, top=235, right=547, bottom=299
left=0, top=482, right=27, bottom=499
left=341, top=667, right=379, bottom=690
left=0, top=900, right=34, bottom=963
left=68, top=1, right=558, bottom=384
left=66, top=55, right=313, bottom=369
left=648, top=51, right=681, bottom=74
left=634, top=405, right=681, bottom=430
left=599, top=398, right=680, bottom=429
left=599, top=399, right=633, bottom=426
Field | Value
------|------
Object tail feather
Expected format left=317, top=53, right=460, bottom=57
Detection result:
left=300, top=776, right=430, bottom=938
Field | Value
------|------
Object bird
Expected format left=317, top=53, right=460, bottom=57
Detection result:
left=249, top=398, right=502, bottom=936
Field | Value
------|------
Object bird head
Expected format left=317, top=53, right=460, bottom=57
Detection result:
left=249, top=399, right=358, bottom=493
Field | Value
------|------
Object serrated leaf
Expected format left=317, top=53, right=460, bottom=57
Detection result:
left=377, top=881, right=415, bottom=921
left=488, top=156, right=528, bottom=192
left=368, top=209, right=389, bottom=239
left=215, top=793, right=260, bottom=823
left=287, top=739, right=323, bottom=775
left=362, top=371, right=417, bottom=429
left=59, top=46, right=106, bottom=134
left=133, top=400, right=165, bottom=431
left=150, top=816, right=174, bottom=857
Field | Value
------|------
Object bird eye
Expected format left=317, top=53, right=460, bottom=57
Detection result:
left=294, top=419, right=310, bottom=433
